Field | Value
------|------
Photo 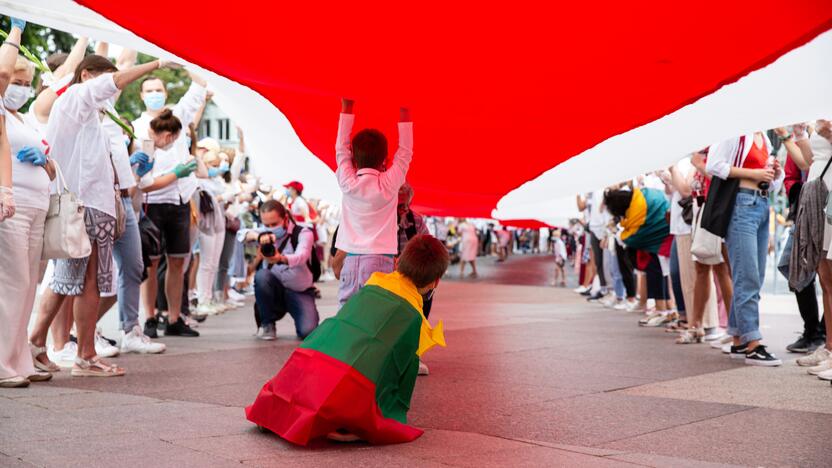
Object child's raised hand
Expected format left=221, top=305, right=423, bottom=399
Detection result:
left=341, top=98, right=355, bottom=114
left=399, top=107, right=412, bottom=122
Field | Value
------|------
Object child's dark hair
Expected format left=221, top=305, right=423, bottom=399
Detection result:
left=150, top=109, right=182, bottom=135
left=397, top=235, right=450, bottom=288
left=71, top=54, right=118, bottom=85
left=603, top=189, right=634, bottom=219
left=352, top=129, right=388, bottom=170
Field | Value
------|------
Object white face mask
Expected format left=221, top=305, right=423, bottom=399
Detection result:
left=3, top=84, right=32, bottom=111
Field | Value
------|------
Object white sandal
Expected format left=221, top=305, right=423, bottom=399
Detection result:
left=71, top=356, right=125, bottom=377
left=29, top=343, right=60, bottom=373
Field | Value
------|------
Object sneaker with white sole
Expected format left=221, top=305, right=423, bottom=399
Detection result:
left=796, top=346, right=831, bottom=367
left=573, top=285, right=590, bottom=294
left=257, top=324, right=276, bottom=341
left=614, top=300, right=632, bottom=311
left=196, top=302, right=221, bottom=316
left=227, top=288, right=246, bottom=302
left=638, top=312, right=662, bottom=325
left=712, top=335, right=733, bottom=349
left=730, top=343, right=749, bottom=360
left=744, top=345, right=781, bottom=366
left=0, top=375, right=30, bottom=388
left=224, top=299, right=244, bottom=309
left=120, top=325, right=166, bottom=354
left=817, top=368, right=832, bottom=381
left=704, top=330, right=726, bottom=342
left=807, top=359, right=832, bottom=375
left=48, top=342, right=78, bottom=368
left=94, top=330, right=120, bottom=358
left=418, top=360, right=430, bottom=376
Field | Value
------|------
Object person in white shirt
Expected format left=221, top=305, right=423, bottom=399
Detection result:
left=28, top=54, right=175, bottom=378
left=133, top=71, right=207, bottom=338
left=334, top=98, right=412, bottom=306
left=284, top=180, right=312, bottom=225
left=0, top=20, right=59, bottom=388
left=551, top=229, right=568, bottom=287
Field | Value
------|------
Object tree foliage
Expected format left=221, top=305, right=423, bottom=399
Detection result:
left=1, top=19, right=192, bottom=121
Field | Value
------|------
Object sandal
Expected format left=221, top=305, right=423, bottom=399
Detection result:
left=71, top=356, right=125, bottom=377
left=676, top=328, right=705, bottom=344
left=665, top=319, right=689, bottom=333
left=29, top=343, right=60, bottom=373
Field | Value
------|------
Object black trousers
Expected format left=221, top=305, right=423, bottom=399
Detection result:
left=615, top=242, right=636, bottom=298
left=589, top=232, right=607, bottom=288
left=155, top=254, right=192, bottom=317
left=795, top=280, right=826, bottom=340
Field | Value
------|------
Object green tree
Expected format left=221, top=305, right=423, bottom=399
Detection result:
left=0, top=18, right=191, bottom=121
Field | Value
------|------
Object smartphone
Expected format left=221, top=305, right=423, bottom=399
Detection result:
left=140, top=139, right=155, bottom=162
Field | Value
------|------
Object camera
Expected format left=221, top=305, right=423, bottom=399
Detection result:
left=258, top=232, right=276, bottom=257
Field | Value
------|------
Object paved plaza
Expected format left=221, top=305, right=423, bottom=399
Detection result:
left=1, top=255, right=831, bottom=467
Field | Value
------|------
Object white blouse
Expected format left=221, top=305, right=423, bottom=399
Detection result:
left=6, top=108, right=51, bottom=210
left=46, top=74, right=120, bottom=218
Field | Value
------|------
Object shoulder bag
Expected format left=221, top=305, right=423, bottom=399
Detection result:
left=42, top=162, right=92, bottom=260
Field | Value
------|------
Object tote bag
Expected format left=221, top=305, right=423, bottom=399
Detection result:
left=690, top=199, right=723, bottom=265
left=42, top=163, right=91, bottom=260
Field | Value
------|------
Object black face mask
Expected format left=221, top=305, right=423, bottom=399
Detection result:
left=424, top=288, right=435, bottom=301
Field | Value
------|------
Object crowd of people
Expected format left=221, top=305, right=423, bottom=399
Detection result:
left=564, top=122, right=832, bottom=385
left=0, top=19, right=347, bottom=385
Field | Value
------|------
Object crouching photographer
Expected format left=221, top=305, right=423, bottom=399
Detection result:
left=249, top=200, right=320, bottom=340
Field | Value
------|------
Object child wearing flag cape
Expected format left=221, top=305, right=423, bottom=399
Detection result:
left=246, top=234, right=449, bottom=445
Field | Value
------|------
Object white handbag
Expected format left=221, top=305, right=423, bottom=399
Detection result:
left=690, top=200, right=723, bottom=265
left=42, top=163, right=91, bottom=260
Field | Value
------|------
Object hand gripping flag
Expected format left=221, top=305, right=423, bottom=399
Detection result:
left=245, top=271, right=445, bottom=446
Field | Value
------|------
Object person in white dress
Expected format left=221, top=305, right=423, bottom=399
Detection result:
left=458, top=219, right=479, bottom=278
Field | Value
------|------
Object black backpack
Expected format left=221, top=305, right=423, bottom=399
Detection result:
left=279, top=225, right=322, bottom=282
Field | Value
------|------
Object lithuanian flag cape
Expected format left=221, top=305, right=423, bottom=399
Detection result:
left=619, top=188, right=670, bottom=254
left=245, top=271, right=445, bottom=446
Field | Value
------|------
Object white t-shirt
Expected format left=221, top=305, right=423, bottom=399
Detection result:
left=133, top=82, right=206, bottom=205
left=586, top=190, right=608, bottom=239
left=553, top=237, right=567, bottom=260
left=807, top=132, right=832, bottom=186
left=290, top=196, right=310, bottom=223
left=46, top=74, right=119, bottom=217
left=6, top=109, right=51, bottom=210
left=669, top=158, right=694, bottom=236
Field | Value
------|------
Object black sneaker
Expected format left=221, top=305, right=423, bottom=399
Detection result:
left=165, top=317, right=200, bottom=337
left=144, top=318, right=159, bottom=339
left=729, top=344, right=748, bottom=360
left=745, top=345, right=782, bottom=367
left=586, top=291, right=606, bottom=302
left=786, top=335, right=812, bottom=353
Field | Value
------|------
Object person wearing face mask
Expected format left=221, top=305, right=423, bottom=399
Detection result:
left=249, top=200, right=320, bottom=340
left=192, top=138, right=230, bottom=316
left=284, top=180, right=312, bottom=225
left=132, top=70, right=207, bottom=338
left=0, top=19, right=58, bottom=388
left=26, top=53, right=176, bottom=378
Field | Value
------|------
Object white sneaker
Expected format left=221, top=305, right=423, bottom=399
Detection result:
left=196, top=302, right=221, bottom=316
left=95, top=330, right=120, bottom=358
left=48, top=342, right=78, bottom=369
left=797, top=346, right=831, bottom=367
left=120, top=325, right=166, bottom=354
left=704, top=330, right=726, bottom=342
left=817, top=368, right=832, bottom=381
left=224, top=299, right=244, bottom=309
left=711, top=335, right=732, bottom=349
left=573, top=285, right=589, bottom=294
left=418, top=360, right=430, bottom=376
left=227, top=289, right=245, bottom=302
left=613, top=300, right=630, bottom=311
left=807, top=359, right=832, bottom=376
left=721, top=343, right=732, bottom=354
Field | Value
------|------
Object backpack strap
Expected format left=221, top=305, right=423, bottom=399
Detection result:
left=404, top=210, right=418, bottom=240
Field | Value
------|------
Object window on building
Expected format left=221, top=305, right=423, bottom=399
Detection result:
left=218, top=118, right=230, bottom=140
left=202, top=119, right=212, bottom=138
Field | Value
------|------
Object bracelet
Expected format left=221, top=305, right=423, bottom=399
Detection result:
left=780, top=133, right=793, bottom=141
left=2, top=41, right=20, bottom=51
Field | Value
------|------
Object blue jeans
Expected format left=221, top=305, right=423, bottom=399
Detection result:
left=114, top=198, right=143, bottom=332
left=337, top=254, right=395, bottom=307
left=725, top=191, right=769, bottom=344
left=606, top=248, right=625, bottom=299
left=254, top=269, right=319, bottom=338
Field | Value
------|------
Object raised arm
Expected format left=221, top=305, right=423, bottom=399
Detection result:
left=0, top=19, right=23, bottom=94
left=380, top=106, right=413, bottom=192
left=775, top=126, right=809, bottom=170
left=669, top=164, right=692, bottom=197
left=32, top=34, right=89, bottom=123
left=335, top=98, right=357, bottom=191
left=113, top=59, right=164, bottom=90
left=116, top=48, right=138, bottom=70
left=94, top=41, right=108, bottom=58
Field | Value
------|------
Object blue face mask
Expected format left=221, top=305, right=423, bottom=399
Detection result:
left=219, top=161, right=229, bottom=172
left=184, top=136, right=192, bottom=149
left=269, top=226, right=287, bottom=239
left=143, top=92, right=165, bottom=111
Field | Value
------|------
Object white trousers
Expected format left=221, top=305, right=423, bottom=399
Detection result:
left=0, top=205, right=46, bottom=379
left=196, top=229, right=224, bottom=303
